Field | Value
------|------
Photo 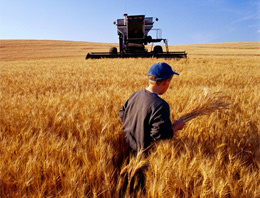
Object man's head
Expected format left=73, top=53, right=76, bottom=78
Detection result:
left=147, top=62, right=179, bottom=95
left=148, top=62, right=179, bottom=82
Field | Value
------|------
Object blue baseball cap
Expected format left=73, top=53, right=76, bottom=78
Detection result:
left=147, top=62, right=179, bottom=81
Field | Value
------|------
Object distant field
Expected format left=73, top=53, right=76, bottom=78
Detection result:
left=0, top=40, right=260, bottom=197
left=1, top=40, right=259, bottom=61
left=0, top=40, right=116, bottom=61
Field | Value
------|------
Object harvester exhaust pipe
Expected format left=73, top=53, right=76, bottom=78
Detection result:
left=123, top=13, right=128, bottom=25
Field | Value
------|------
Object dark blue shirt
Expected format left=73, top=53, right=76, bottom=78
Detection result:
left=119, top=89, right=173, bottom=153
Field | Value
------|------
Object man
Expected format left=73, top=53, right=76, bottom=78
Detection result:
left=119, top=62, right=185, bottom=155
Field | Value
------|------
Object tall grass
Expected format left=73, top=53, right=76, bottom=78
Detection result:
left=0, top=41, right=259, bottom=197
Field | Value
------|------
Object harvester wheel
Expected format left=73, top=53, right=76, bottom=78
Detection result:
left=153, top=45, right=163, bottom=53
left=109, top=47, right=118, bottom=55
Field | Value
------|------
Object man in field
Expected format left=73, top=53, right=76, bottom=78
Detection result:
left=119, top=62, right=185, bottom=155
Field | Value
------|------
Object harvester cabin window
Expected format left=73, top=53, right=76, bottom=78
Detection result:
left=128, top=17, right=144, bottom=39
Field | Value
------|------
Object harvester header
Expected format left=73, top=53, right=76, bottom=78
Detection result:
left=86, top=14, right=187, bottom=59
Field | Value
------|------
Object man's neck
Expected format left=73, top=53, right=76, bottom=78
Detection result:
left=146, top=85, right=161, bottom=95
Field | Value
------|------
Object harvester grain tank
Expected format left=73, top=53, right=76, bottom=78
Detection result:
left=86, top=14, right=187, bottom=59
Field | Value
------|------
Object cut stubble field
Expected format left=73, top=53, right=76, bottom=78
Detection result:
left=0, top=40, right=260, bottom=197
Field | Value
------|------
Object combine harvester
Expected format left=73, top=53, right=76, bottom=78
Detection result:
left=86, top=14, right=187, bottom=59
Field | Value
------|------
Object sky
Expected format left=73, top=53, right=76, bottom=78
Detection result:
left=0, top=0, right=259, bottom=45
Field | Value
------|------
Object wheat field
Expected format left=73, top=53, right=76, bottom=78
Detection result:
left=0, top=40, right=260, bottom=197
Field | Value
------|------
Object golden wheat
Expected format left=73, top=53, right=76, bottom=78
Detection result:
left=179, top=91, right=231, bottom=123
left=0, top=40, right=259, bottom=197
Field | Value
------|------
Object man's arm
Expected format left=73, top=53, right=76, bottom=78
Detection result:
left=150, top=103, right=174, bottom=140
left=119, top=107, right=125, bottom=122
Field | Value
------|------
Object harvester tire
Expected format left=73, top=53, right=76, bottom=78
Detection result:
left=109, top=47, right=118, bottom=55
left=153, top=45, right=163, bottom=53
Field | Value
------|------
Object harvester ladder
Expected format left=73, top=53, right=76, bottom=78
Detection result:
left=164, top=39, right=169, bottom=53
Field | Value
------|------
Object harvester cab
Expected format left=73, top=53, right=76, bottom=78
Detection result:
left=115, top=14, right=165, bottom=54
left=86, top=14, right=187, bottom=59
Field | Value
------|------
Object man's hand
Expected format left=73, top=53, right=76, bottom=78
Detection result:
left=172, top=119, right=185, bottom=132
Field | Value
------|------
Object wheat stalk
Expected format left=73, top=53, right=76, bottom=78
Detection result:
left=179, top=91, right=231, bottom=123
